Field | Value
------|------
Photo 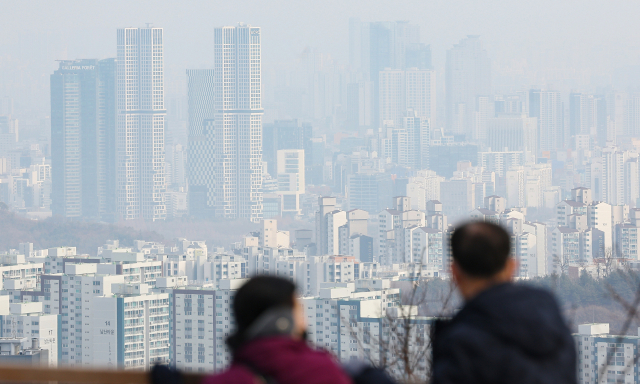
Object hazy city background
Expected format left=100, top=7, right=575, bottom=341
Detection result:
left=1, top=1, right=640, bottom=381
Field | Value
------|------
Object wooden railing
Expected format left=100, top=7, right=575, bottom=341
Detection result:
left=0, top=365, right=206, bottom=384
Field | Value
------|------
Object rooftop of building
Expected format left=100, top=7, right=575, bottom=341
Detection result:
left=560, top=200, right=585, bottom=207
left=556, top=227, right=579, bottom=233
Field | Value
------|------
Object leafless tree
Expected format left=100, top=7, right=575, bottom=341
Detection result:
left=552, top=253, right=571, bottom=278
left=595, top=246, right=616, bottom=278
left=344, top=248, right=455, bottom=383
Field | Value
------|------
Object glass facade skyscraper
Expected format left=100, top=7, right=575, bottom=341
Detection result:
left=50, top=59, right=116, bottom=219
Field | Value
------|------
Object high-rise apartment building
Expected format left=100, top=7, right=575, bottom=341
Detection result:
left=0, top=115, right=18, bottom=159
left=92, top=287, right=170, bottom=370
left=574, top=323, right=640, bottom=384
left=390, top=110, right=430, bottom=169
left=186, top=69, right=215, bottom=217
left=50, top=59, right=116, bottom=219
left=569, top=92, right=596, bottom=139
left=349, top=19, right=422, bottom=129
left=213, top=24, right=263, bottom=222
left=601, top=146, right=639, bottom=206
left=445, top=36, right=491, bottom=139
left=171, top=279, right=245, bottom=373
left=0, top=302, right=59, bottom=367
left=529, top=90, right=564, bottom=152
left=379, top=68, right=435, bottom=130
left=485, top=114, right=537, bottom=162
left=116, top=27, right=166, bottom=221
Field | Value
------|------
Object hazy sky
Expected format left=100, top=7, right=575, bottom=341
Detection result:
left=3, top=0, right=640, bottom=119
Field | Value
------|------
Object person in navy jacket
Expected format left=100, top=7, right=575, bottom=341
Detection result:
left=431, top=222, right=577, bottom=384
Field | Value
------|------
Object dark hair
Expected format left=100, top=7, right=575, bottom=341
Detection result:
left=227, top=275, right=296, bottom=349
left=450, top=222, right=511, bottom=278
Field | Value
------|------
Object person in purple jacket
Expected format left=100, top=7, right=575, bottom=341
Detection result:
left=203, top=275, right=353, bottom=384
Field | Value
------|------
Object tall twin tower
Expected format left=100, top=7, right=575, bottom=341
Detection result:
left=51, top=24, right=263, bottom=222
left=188, top=24, right=263, bottom=222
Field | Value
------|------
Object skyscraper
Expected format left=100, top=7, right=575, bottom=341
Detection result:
left=349, top=19, right=421, bottom=129
left=529, top=90, right=563, bottom=152
left=186, top=69, right=215, bottom=217
left=116, top=27, right=166, bottom=221
left=445, top=36, right=491, bottom=139
left=485, top=114, right=538, bottom=162
left=214, top=24, right=263, bottom=222
left=569, top=92, right=597, bottom=141
left=379, top=68, right=435, bottom=130
left=50, top=59, right=116, bottom=219
left=402, top=109, right=430, bottom=170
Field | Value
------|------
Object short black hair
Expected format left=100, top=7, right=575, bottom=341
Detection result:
left=450, top=222, right=511, bottom=278
left=228, top=275, right=296, bottom=348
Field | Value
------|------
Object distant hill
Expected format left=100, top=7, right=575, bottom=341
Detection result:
left=121, top=216, right=260, bottom=248
left=0, top=209, right=163, bottom=255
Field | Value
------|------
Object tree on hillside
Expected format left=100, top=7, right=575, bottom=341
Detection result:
left=0, top=210, right=164, bottom=254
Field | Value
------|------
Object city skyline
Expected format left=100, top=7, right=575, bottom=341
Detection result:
left=4, top=6, right=640, bottom=382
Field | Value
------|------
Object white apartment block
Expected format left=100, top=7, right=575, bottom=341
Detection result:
left=557, top=200, right=587, bottom=227
left=338, top=209, right=370, bottom=257
left=478, top=151, right=523, bottom=178
left=116, top=27, right=166, bottom=221
left=575, top=323, right=640, bottom=384
left=379, top=69, right=435, bottom=131
left=25, top=264, right=125, bottom=367
left=551, top=227, right=586, bottom=273
left=601, top=147, right=638, bottom=207
left=405, top=226, right=445, bottom=276
left=0, top=259, right=44, bottom=289
left=405, top=170, right=444, bottom=211
left=0, top=302, right=59, bottom=366
left=44, top=247, right=100, bottom=274
left=375, top=209, right=400, bottom=262
left=616, top=224, right=640, bottom=260
left=398, top=110, right=430, bottom=170
left=92, top=285, right=170, bottom=370
left=245, top=246, right=379, bottom=297
left=533, top=90, right=563, bottom=152
left=506, top=167, right=525, bottom=208
left=588, top=201, right=613, bottom=251
left=244, top=246, right=303, bottom=273
left=302, top=282, right=399, bottom=354
left=325, top=210, right=348, bottom=256
left=303, top=282, right=431, bottom=380
left=172, top=279, right=245, bottom=373
left=522, top=221, right=548, bottom=276
left=316, top=197, right=339, bottom=255
left=99, top=250, right=163, bottom=288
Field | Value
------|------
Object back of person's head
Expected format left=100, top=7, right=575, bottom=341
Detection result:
left=450, top=222, right=511, bottom=278
left=228, top=275, right=297, bottom=349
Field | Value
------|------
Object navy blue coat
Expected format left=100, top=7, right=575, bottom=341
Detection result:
left=431, top=283, right=577, bottom=384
